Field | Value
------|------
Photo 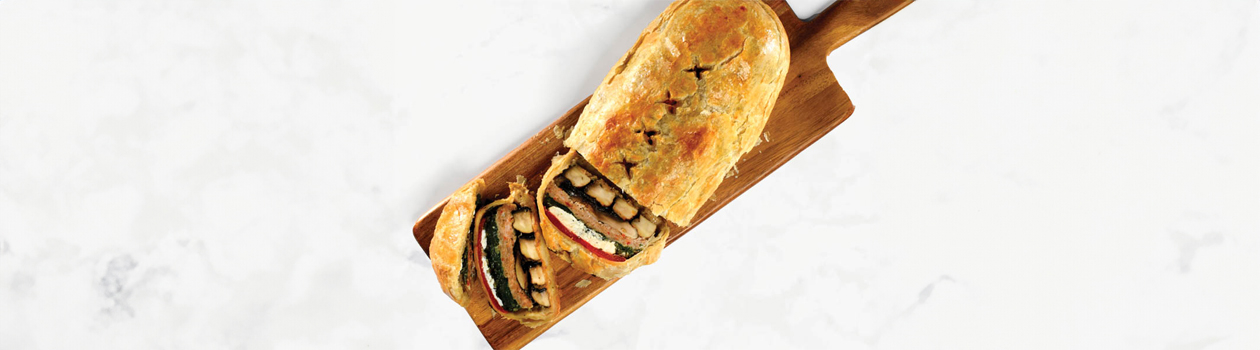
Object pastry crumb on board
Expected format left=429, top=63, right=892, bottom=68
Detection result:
left=552, top=125, right=568, bottom=140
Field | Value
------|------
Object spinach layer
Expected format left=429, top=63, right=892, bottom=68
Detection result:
left=481, top=207, right=521, bottom=312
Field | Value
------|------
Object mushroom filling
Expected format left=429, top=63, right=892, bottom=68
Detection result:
left=543, top=162, right=663, bottom=260
left=477, top=203, right=551, bottom=312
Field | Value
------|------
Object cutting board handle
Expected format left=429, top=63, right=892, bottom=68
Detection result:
left=768, top=0, right=914, bottom=57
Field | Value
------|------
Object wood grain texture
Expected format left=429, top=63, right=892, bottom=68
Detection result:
left=410, top=0, right=913, bottom=348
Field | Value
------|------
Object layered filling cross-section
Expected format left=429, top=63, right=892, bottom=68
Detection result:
left=542, top=160, right=664, bottom=261
left=474, top=202, right=551, bottom=313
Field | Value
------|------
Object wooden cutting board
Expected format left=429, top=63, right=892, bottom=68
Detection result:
left=411, top=0, right=913, bottom=348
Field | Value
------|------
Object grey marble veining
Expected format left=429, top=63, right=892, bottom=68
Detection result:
left=1, top=0, right=1257, bottom=349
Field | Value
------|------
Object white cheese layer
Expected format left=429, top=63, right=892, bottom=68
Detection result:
left=548, top=206, right=617, bottom=255
left=479, top=226, right=505, bottom=308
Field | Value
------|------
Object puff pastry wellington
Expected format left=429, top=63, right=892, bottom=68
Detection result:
left=538, top=0, right=790, bottom=279
left=430, top=180, right=560, bottom=327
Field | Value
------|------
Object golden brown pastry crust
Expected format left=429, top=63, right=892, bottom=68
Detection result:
left=537, top=151, right=670, bottom=280
left=430, top=178, right=483, bottom=307
left=564, top=0, right=790, bottom=226
left=474, top=182, right=560, bottom=327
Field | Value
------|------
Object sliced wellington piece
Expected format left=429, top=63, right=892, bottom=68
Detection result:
left=537, top=151, right=669, bottom=280
left=429, top=179, right=559, bottom=327
left=429, top=178, right=483, bottom=307
left=472, top=181, right=559, bottom=327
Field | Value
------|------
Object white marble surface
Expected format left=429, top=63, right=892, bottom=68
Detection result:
left=2, top=0, right=1258, bottom=348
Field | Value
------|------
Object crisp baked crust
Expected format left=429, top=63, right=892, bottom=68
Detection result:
left=430, top=178, right=483, bottom=307
left=537, top=151, right=670, bottom=280
left=564, top=0, right=790, bottom=226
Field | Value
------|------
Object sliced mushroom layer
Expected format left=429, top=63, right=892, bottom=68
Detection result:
left=541, top=162, right=664, bottom=260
